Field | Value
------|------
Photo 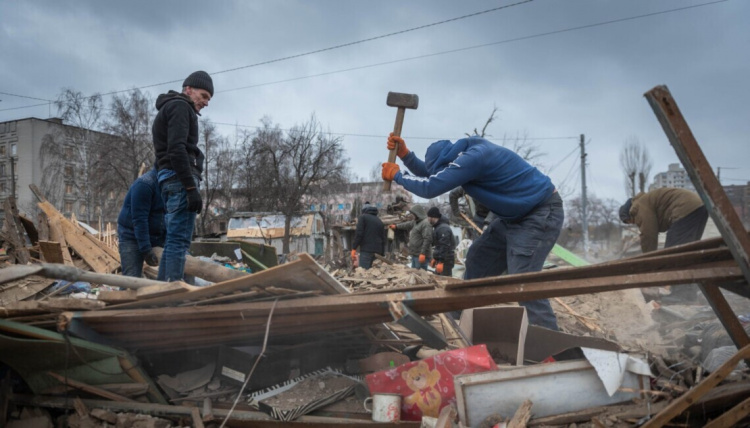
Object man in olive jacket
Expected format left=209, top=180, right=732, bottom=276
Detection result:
left=351, top=202, right=386, bottom=270
left=389, top=204, right=433, bottom=270
left=620, top=187, right=707, bottom=302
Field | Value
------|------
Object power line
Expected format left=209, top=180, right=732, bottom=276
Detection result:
left=96, top=1, right=534, bottom=97
left=0, top=91, right=52, bottom=102
left=0, top=0, right=728, bottom=113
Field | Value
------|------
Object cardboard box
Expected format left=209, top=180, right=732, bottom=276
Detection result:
left=459, top=306, right=621, bottom=365
left=459, top=306, right=527, bottom=365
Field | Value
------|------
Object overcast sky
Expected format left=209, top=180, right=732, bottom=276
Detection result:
left=2, top=0, right=748, bottom=204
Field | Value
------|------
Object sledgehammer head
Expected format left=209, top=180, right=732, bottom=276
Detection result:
left=387, top=92, right=419, bottom=110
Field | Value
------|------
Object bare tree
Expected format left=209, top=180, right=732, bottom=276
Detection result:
left=620, top=136, right=652, bottom=198
left=252, top=114, right=349, bottom=254
left=101, top=89, right=154, bottom=190
left=466, top=106, right=544, bottom=165
left=40, top=89, right=105, bottom=223
left=197, top=119, right=239, bottom=235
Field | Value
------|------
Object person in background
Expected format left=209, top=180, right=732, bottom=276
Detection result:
left=351, top=201, right=386, bottom=269
left=382, top=133, right=563, bottom=330
left=389, top=204, right=433, bottom=270
left=117, top=168, right=165, bottom=277
left=427, top=206, right=456, bottom=277
left=152, top=70, right=213, bottom=282
left=449, top=186, right=496, bottom=239
left=619, top=187, right=708, bottom=303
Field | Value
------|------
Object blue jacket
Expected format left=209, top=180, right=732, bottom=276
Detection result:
left=394, top=137, right=554, bottom=221
left=117, top=169, right=166, bottom=255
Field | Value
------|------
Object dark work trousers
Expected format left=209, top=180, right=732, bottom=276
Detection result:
left=464, top=192, right=564, bottom=330
left=664, top=206, right=709, bottom=301
left=359, top=251, right=375, bottom=269
left=437, top=264, right=454, bottom=277
left=665, top=206, right=709, bottom=248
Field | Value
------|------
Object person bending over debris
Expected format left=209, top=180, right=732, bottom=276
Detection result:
left=427, top=206, right=456, bottom=277
left=351, top=202, right=386, bottom=269
left=117, top=168, right=165, bottom=277
left=389, top=204, right=433, bottom=270
left=619, top=187, right=708, bottom=303
left=382, top=134, right=563, bottom=330
left=152, top=70, right=213, bottom=282
left=449, top=186, right=496, bottom=239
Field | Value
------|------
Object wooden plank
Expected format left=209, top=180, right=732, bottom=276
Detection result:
left=46, top=372, right=136, bottom=403
left=642, top=344, right=750, bottom=428
left=2, top=197, right=30, bottom=264
left=38, top=241, right=65, bottom=264
left=645, top=85, right=750, bottom=289
left=191, top=407, right=205, bottom=428
left=700, top=282, right=750, bottom=365
left=445, top=247, right=733, bottom=290
left=136, top=281, right=193, bottom=300
left=704, top=395, right=750, bottom=428
left=45, top=216, right=74, bottom=266
left=60, top=218, right=118, bottom=273
left=109, top=253, right=348, bottom=309
left=98, top=289, right=138, bottom=304
left=58, top=264, right=743, bottom=351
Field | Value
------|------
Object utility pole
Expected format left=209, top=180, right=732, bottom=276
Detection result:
left=580, top=134, right=589, bottom=257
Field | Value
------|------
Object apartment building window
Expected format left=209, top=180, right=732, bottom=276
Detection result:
left=0, top=181, right=5, bottom=194
left=0, top=163, right=5, bottom=177
left=10, top=144, right=16, bottom=157
left=64, top=201, right=73, bottom=213
left=0, top=146, right=5, bottom=157
left=64, top=165, right=74, bottom=179
left=65, top=146, right=74, bottom=158
left=65, top=183, right=73, bottom=195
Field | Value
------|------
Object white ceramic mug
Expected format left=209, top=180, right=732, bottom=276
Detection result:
left=363, top=393, right=401, bottom=422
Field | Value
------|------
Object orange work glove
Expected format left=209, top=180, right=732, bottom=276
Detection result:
left=351, top=249, right=357, bottom=259
left=388, top=224, right=397, bottom=230
left=382, top=162, right=400, bottom=181
left=418, top=254, right=426, bottom=264
left=436, top=263, right=444, bottom=274
left=430, top=259, right=437, bottom=268
left=387, top=132, right=409, bottom=159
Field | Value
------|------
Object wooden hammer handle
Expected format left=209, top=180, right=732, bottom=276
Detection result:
left=383, top=107, right=406, bottom=191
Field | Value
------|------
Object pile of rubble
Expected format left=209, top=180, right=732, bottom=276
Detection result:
left=2, top=188, right=750, bottom=427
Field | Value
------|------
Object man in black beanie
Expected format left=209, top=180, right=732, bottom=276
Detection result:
left=427, top=207, right=456, bottom=277
left=152, top=70, right=213, bottom=282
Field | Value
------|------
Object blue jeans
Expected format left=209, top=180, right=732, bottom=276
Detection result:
left=157, top=178, right=197, bottom=282
left=465, top=193, right=564, bottom=330
left=411, top=256, right=428, bottom=270
left=118, top=234, right=144, bottom=278
left=359, top=252, right=375, bottom=269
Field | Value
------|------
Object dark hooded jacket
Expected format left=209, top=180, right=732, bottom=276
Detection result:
left=116, top=169, right=165, bottom=255
left=394, top=204, right=433, bottom=258
left=431, top=216, right=455, bottom=265
left=152, top=90, right=204, bottom=189
left=395, top=137, right=554, bottom=221
left=352, top=205, right=386, bottom=255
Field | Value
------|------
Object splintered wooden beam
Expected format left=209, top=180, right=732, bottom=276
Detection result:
left=59, top=263, right=743, bottom=351
left=2, top=197, right=30, bottom=264
left=645, top=85, right=750, bottom=290
left=642, top=344, right=750, bottom=428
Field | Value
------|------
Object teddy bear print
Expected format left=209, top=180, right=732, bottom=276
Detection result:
left=402, top=361, right=442, bottom=417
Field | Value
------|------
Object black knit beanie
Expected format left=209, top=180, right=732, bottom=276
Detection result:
left=619, top=198, right=633, bottom=223
left=183, top=71, right=214, bottom=97
left=427, top=207, right=441, bottom=219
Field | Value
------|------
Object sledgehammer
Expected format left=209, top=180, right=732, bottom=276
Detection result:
left=383, top=91, right=419, bottom=191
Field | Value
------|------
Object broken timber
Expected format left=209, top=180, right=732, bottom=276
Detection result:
left=55, top=245, right=743, bottom=352
left=645, top=85, right=750, bottom=357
